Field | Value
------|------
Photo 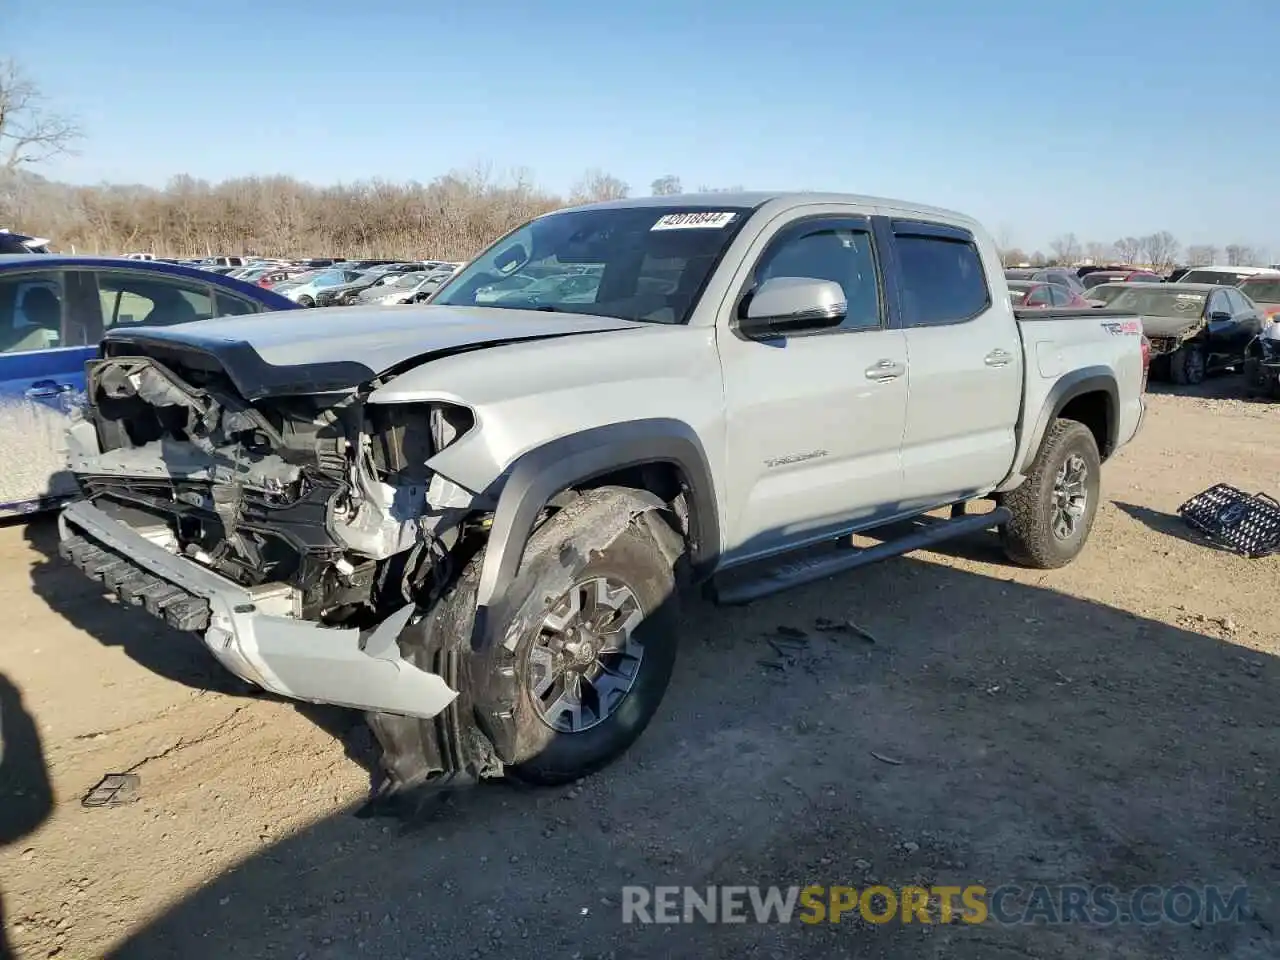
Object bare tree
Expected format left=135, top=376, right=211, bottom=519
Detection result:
left=1185, top=244, right=1218, bottom=266
left=1114, top=236, right=1141, bottom=265
left=1138, top=231, right=1180, bottom=272
left=1084, top=241, right=1115, bottom=265
left=1224, top=244, right=1258, bottom=266
left=1000, top=247, right=1029, bottom=267
left=0, top=59, right=82, bottom=171
left=1048, top=232, right=1081, bottom=266
left=568, top=168, right=629, bottom=204
left=650, top=175, right=682, bottom=196
left=1030, top=250, right=1047, bottom=267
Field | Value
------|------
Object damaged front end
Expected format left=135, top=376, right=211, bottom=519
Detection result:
left=59, top=346, right=495, bottom=748
left=69, top=350, right=480, bottom=624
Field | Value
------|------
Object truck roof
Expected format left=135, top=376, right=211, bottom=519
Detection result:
left=559, top=191, right=980, bottom=230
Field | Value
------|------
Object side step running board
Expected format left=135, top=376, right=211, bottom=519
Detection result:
left=710, top=507, right=1012, bottom=605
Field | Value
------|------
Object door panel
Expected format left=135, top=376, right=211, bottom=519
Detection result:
left=718, top=212, right=908, bottom=564
left=720, top=330, right=909, bottom=562
left=0, top=269, right=96, bottom=512
left=884, top=219, right=1023, bottom=507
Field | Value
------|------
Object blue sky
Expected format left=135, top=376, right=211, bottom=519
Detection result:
left=6, top=0, right=1280, bottom=255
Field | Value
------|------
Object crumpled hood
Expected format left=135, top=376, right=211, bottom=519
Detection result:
left=102, top=304, right=649, bottom=397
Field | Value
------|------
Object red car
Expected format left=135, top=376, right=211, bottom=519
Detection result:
left=1007, top=280, right=1093, bottom=308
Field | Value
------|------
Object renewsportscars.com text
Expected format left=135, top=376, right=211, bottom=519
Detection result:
left=621, top=884, right=1250, bottom=926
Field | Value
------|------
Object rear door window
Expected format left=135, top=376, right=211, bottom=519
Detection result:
left=214, top=290, right=260, bottom=317
left=892, top=227, right=991, bottom=326
left=95, top=271, right=216, bottom=328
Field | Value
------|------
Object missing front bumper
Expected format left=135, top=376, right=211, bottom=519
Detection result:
left=57, top=499, right=460, bottom=720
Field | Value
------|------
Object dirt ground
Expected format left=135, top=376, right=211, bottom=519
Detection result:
left=2, top=379, right=1279, bottom=960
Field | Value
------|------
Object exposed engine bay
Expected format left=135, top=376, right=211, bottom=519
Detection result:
left=70, top=349, right=481, bottom=627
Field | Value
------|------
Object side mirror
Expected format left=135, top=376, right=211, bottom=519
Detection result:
left=1210, top=311, right=1232, bottom=323
left=1086, top=299, right=1106, bottom=308
left=738, top=277, right=846, bottom=339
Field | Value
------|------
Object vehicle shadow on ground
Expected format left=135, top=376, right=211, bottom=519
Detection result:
left=20, top=516, right=383, bottom=786
left=1146, top=374, right=1246, bottom=401
left=1111, top=501, right=1240, bottom=553
left=0, top=672, right=53, bottom=960
left=100, top=546, right=1280, bottom=960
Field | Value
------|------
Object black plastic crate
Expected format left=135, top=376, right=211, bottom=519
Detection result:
left=1178, top=483, right=1280, bottom=558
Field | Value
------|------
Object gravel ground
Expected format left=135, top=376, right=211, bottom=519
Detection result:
left=2, top=379, right=1279, bottom=960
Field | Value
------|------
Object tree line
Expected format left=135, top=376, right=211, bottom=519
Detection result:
left=0, top=59, right=1265, bottom=266
left=0, top=166, right=751, bottom=260
left=1000, top=231, right=1267, bottom=272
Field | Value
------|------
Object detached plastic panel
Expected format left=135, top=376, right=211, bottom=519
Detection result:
left=1178, top=484, right=1280, bottom=558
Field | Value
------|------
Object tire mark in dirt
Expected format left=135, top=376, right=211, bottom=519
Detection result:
left=122, top=705, right=251, bottom=774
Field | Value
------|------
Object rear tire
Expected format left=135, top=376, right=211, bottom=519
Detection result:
left=1170, top=343, right=1206, bottom=385
left=1000, top=419, right=1101, bottom=569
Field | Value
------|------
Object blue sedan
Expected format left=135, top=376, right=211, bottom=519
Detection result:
left=0, top=255, right=299, bottom=515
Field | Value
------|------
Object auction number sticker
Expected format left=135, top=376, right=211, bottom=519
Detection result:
left=651, top=211, right=738, bottom=231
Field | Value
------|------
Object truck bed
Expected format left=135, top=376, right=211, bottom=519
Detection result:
left=1014, top=307, right=1135, bottom=322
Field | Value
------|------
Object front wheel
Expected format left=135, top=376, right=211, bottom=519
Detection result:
left=1170, top=343, right=1206, bottom=385
left=507, top=522, right=680, bottom=785
left=1000, top=418, right=1102, bottom=569
left=368, top=491, right=683, bottom=792
left=296, top=294, right=315, bottom=308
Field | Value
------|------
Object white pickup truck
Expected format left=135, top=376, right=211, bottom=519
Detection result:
left=57, top=192, right=1148, bottom=795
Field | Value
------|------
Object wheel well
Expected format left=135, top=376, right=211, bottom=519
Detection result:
left=571, top=462, right=702, bottom=559
left=1058, top=391, right=1112, bottom=459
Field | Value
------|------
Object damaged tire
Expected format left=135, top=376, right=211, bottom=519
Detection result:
left=368, top=488, right=684, bottom=793
left=999, top=418, right=1101, bottom=570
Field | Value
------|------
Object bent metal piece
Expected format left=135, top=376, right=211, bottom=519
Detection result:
left=58, top=499, right=460, bottom=719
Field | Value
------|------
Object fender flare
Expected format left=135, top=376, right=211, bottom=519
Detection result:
left=470, top=418, right=721, bottom=652
left=1019, top=366, right=1119, bottom=473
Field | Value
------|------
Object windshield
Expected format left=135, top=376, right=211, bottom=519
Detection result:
left=431, top=205, right=753, bottom=323
left=1179, top=269, right=1256, bottom=286
left=1239, top=279, right=1280, bottom=303
left=1086, top=284, right=1130, bottom=306
left=1105, top=287, right=1207, bottom=317
left=390, top=272, right=427, bottom=288
left=312, top=270, right=349, bottom=287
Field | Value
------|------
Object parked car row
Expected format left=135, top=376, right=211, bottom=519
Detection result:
left=1005, top=262, right=1280, bottom=392
left=121, top=255, right=467, bottom=309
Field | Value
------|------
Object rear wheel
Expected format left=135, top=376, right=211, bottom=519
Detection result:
left=1170, top=343, right=1206, bottom=385
left=1000, top=419, right=1101, bottom=569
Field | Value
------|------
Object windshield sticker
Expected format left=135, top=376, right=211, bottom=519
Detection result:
left=651, top=211, right=738, bottom=231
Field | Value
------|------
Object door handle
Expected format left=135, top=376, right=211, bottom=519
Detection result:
left=864, top=359, right=905, bottom=382
left=25, top=380, right=72, bottom=399
left=984, top=349, right=1013, bottom=367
